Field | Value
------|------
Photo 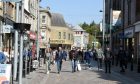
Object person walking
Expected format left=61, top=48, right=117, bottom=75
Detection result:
left=96, top=48, right=104, bottom=69
left=55, top=47, right=65, bottom=74
left=84, top=49, right=92, bottom=69
left=104, top=47, right=112, bottom=73
left=45, top=47, right=52, bottom=74
left=63, top=48, right=67, bottom=61
left=118, top=47, right=127, bottom=72
left=69, top=48, right=77, bottom=72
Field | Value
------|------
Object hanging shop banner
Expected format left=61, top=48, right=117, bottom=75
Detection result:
left=29, top=31, right=36, bottom=40
left=124, top=27, right=134, bottom=38
left=0, top=64, right=11, bottom=84
left=112, top=10, right=122, bottom=26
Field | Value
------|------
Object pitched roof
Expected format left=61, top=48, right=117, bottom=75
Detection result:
left=51, top=13, right=67, bottom=27
left=73, top=25, right=85, bottom=31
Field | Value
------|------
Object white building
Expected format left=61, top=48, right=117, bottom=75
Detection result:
left=72, top=25, right=89, bottom=50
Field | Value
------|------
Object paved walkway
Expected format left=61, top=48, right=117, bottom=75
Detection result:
left=13, top=60, right=140, bottom=84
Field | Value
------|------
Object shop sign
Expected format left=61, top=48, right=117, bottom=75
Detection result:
left=135, top=23, right=140, bottom=32
left=124, top=27, right=134, bottom=38
left=0, top=64, right=11, bottom=84
left=2, top=25, right=13, bottom=33
left=50, top=40, right=65, bottom=44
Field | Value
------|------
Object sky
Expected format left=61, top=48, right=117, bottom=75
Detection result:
left=40, top=0, right=103, bottom=26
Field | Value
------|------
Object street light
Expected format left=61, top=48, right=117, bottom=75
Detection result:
left=99, top=0, right=105, bottom=51
left=109, top=0, right=113, bottom=51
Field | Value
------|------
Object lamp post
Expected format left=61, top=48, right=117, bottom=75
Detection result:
left=100, top=0, right=105, bottom=51
left=109, top=0, right=113, bottom=51
left=36, top=0, right=40, bottom=61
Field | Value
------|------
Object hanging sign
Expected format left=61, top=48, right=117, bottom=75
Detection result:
left=2, top=25, right=13, bottom=33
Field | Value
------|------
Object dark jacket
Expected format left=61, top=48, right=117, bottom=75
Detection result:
left=118, top=50, right=127, bottom=61
left=104, top=50, right=112, bottom=61
left=84, top=51, right=91, bottom=60
left=55, top=51, right=65, bottom=61
left=69, top=50, right=76, bottom=60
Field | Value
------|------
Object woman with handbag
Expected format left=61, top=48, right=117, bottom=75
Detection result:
left=45, top=47, right=52, bottom=74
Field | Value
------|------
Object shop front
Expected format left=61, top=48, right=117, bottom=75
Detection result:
left=135, top=22, right=140, bottom=72
left=124, top=27, right=134, bottom=51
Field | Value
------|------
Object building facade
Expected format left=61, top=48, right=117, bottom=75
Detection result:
left=106, top=0, right=140, bottom=72
left=39, top=7, right=51, bottom=49
left=72, top=25, right=89, bottom=50
left=50, top=13, right=73, bottom=50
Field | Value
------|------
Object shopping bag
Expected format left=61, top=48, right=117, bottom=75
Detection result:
left=77, top=62, right=81, bottom=71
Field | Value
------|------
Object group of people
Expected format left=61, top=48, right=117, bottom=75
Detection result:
left=0, top=45, right=132, bottom=75
left=45, top=47, right=67, bottom=74
left=94, top=46, right=133, bottom=73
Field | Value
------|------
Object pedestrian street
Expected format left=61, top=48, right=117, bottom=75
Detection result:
left=30, top=60, right=139, bottom=84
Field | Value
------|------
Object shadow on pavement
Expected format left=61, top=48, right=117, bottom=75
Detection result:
left=86, top=60, right=140, bottom=84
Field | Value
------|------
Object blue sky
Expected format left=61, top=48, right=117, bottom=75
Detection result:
left=40, top=0, right=103, bottom=26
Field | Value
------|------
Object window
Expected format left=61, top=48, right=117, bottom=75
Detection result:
left=68, top=33, right=70, bottom=40
left=71, top=34, right=73, bottom=41
left=63, top=32, right=66, bottom=39
left=58, top=32, right=61, bottom=39
left=42, top=15, right=46, bottom=23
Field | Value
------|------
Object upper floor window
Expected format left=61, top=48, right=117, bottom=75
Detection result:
left=42, top=15, right=46, bottom=24
left=59, top=32, right=61, bottom=39
left=68, top=33, right=70, bottom=40
left=63, top=32, right=66, bottom=39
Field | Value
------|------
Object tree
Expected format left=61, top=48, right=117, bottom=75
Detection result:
left=79, top=21, right=101, bottom=49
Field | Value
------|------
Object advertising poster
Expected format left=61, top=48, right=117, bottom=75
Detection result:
left=0, top=64, right=11, bottom=84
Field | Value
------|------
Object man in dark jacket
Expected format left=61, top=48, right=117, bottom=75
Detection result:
left=69, top=48, right=77, bottom=72
left=118, top=47, right=127, bottom=72
left=104, top=47, right=112, bottom=73
left=84, top=50, right=92, bottom=69
left=55, top=47, right=65, bottom=74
